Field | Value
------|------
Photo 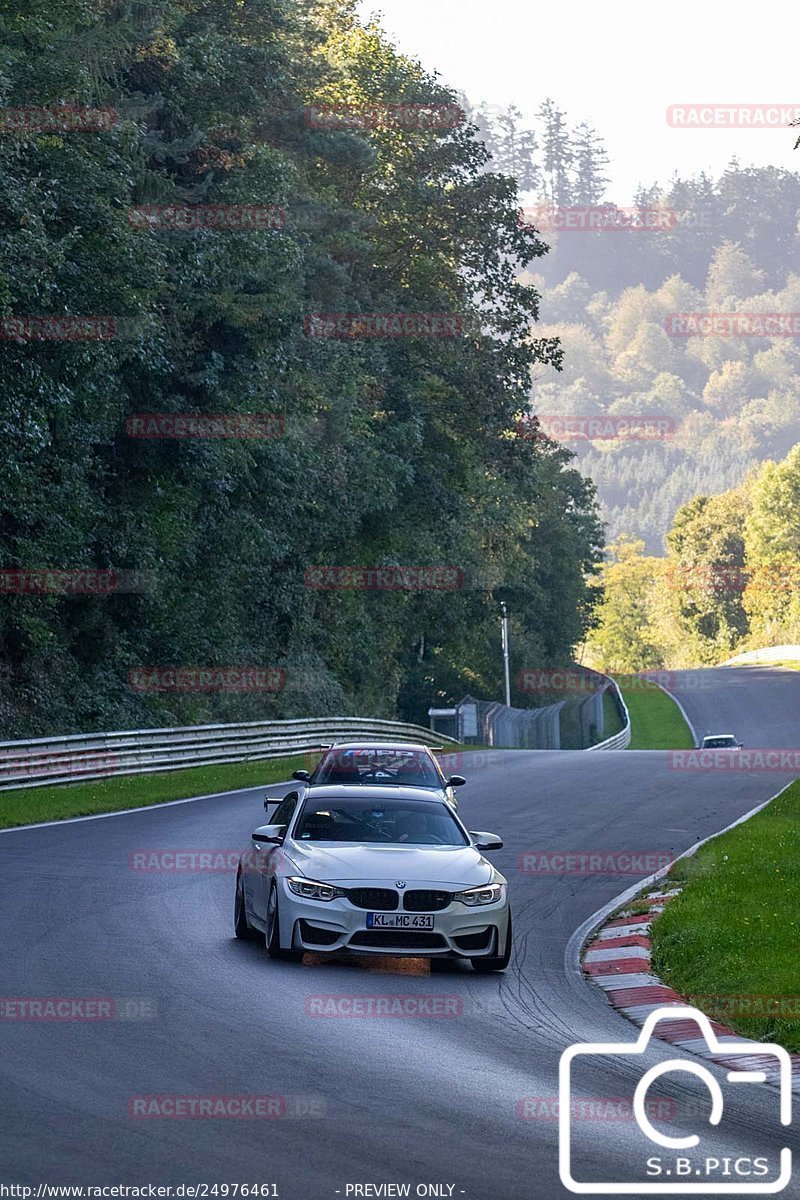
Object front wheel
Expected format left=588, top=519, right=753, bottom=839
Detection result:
left=470, top=913, right=512, bottom=973
left=234, top=870, right=259, bottom=941
left=265, top=881, right=303, bottom=962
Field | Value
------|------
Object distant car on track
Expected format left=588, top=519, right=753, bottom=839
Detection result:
left=264, top=741, right=466, bottom=813
left=700, top=733, right=743, bottom=749
left=236, top=786, right=511, bottom=971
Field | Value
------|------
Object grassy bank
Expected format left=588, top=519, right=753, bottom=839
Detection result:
left=651, top=779, right=800, bottom=1051
left=0, top=756, right=314, bottom=831
left=0, top=745, right=482, bottom=831
left=615, top=680, right=694, bottom=750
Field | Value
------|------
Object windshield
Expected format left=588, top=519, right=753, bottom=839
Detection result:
left=310, top=748, right=443, bottom=788
left=292, top=796, right=468, bottom=846
left=703, top=736, right=737, bottom=748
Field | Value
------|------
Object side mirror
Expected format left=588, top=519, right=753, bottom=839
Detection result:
left=446, top=775, right=466, bottom=787
left=252, top=824, right=285, bottom=846
left=469, top=831, right=503, bottom=851
left=292, top=769, right=310, bottom=781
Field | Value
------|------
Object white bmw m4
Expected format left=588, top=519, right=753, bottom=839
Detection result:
left=234, top=786, right=512, bottom=971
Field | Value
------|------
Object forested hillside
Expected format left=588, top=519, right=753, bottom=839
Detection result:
left=470, top=101, right=800, bottom=551
left=586, top=442, right=800, bottom=669
left=0, top=0, right=602, bottom=737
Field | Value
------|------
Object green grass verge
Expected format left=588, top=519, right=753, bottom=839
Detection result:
left=614, top=680, right=694, bottom=750
left=651, top=779, right=800, bottom=1051
left=0, top=756, right=314, bottom=830
left=600, top=690, right=625, bottom=741
left=0, top=744, right=484, bottom=830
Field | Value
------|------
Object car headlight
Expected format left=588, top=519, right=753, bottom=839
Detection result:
left=452, top=883, right=504, bottom=906
left=287, top=876, right=344, bottom=902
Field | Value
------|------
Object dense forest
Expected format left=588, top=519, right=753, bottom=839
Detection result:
left=585, top=442, right=800, bottom=670
left=470, top=100, right=800, bottom=551
left=0, top=0, right=603, bottom=736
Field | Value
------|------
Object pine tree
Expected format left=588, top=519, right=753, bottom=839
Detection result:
left=494, top=104, right=540, bottom=193
left=571, top=121, right=610, bottom=204
left=537, top=97, right=573, bottom=204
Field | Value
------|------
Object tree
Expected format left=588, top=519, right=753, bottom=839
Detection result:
left=537, top=97, right=573, bottom=205
left=571, top=121, right=610, bottom=204
left=584, top=537, right=665, bottom=673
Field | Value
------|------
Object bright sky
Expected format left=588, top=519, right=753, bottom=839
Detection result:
left=356, top=0, right=799, bottom=202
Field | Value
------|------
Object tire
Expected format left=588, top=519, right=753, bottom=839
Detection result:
left=234, top=870, right=259, bottom=941
left=265, top=880, right=303, bottom=962
left=470, top=912, right=512, bottom=973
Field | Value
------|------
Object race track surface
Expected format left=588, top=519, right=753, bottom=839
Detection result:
left=2, top=667, right=800, bottom=1198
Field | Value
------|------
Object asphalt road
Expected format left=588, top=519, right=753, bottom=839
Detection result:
left=2, top=667, right=800, bottom=1198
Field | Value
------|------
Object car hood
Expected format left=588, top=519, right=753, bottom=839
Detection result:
left=283, top=842, right=495, bottom=886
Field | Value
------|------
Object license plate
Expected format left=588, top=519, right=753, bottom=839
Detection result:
left=366, top=912, right=434, bottom=930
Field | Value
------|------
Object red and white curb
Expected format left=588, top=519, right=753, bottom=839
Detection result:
left=583, top=888, right=800, bottom=1092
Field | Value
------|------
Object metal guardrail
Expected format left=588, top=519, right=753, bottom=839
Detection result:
left=0, top=717, right=459, bottom=792
left=584, top=678, right=631, bottom=751
left=721, top=644, right=800, bottom=666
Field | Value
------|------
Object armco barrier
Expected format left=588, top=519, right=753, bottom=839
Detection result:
left=0, top=717, right=458, bottom=792
left=584, top=677, right=631, bottom=751
left=721, top=644, right=800, bottom=666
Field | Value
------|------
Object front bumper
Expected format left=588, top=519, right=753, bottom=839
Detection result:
left=278, top=877, right=510, bottom=958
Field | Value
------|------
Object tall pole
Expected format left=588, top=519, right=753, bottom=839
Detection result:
left=500, top=601, right=511, bottom=707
